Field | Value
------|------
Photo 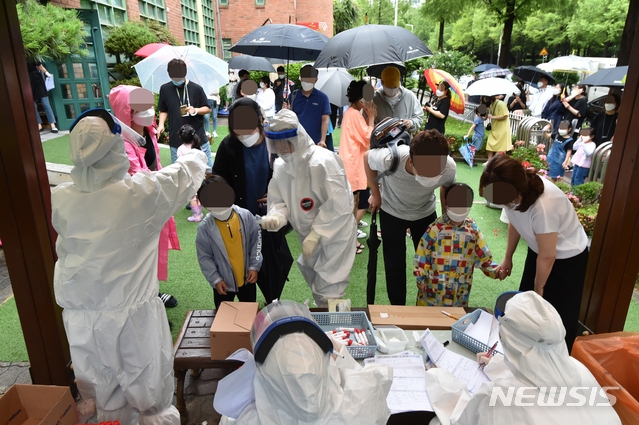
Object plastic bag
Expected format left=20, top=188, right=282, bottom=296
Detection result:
left=572, top=332, right=639, bottom=424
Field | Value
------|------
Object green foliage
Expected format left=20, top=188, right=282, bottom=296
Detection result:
left=145, top=19, right=180, bottom=46
left=423, top=50, right=477, bottom=80
left=552, top=72, right=580, bottom=86
left=109, top=77, right=141, bottom=89
left=220, top=85, right=227, bottom=101
left=510, top=144, right=549, bottom=172
left=554, top=181, right=572, bottom=194
left=18, top=0, right=88, bottom=63
left=334, top=0, right=359, bottom=34
left=566, top=0, right=629, bottom=54
left=577, top=206, right=598, bottom=236
left=104, top=21, right=159, bottom=61
left=572, top=182, right=603, bottom=205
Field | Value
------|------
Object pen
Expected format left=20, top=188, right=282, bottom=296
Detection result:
left=441, top=310, right=460, bottom=321
left=479, top=341, right=499, bottom=370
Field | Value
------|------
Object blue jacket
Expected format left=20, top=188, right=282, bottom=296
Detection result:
left=196, top=205, right=263, bottom=292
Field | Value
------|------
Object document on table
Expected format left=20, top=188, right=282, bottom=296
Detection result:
left=364, top=351, right=433, bottom=414
left=420, top=330, right=490, bottom=395
left=462, top=310, right=503, bottom=354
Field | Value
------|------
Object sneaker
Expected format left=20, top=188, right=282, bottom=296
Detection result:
left=206, top=131, right=211, bottom=138
left=51, top=127, right=59, bottom=133
left=357, top=229, right=367, bottom=239
left=213, top=131, right=218, bottom=137
left=188, top=214, right=203, bottom=222
left=159, top=292, right=178, bottom=308
left=358, top=220, right=368, bottom=228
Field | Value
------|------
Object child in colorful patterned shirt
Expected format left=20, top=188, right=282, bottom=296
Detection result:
left=414, top=183, right=502, bottom=307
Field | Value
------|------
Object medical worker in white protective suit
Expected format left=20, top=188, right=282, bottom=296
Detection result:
left=52, top=109, right=208, bottom=425
left=424, top=291, right=621, bottom=425
left=259, top=110, right=357, bottom=307
left=216, top=300, right=394, bottom=424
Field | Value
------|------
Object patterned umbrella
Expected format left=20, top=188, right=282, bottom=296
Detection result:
left=423, top=69, right=465, bottom=114
left=478, top=68, right=512, bottom=79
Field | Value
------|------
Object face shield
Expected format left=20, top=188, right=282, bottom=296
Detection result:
left=70, top=108, right=146, bottom=147
left=264, top=127, right=298, bottom=163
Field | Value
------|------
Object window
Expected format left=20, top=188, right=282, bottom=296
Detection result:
left=201, top=0, right=217, bottom=55
left=222, top=39, right=233, bottom=61
left=255, top=0, right=265, bottom=6
left=181, top=0, right=199, bottom=46
left=89, top=0, right=127, bottom=27
left=218, top=0, right=228, bottom=7
left=139, top=0, right=167, bottom=23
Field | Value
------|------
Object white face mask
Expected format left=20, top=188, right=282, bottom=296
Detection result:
left=384, top=87, right=399, bottom=97
left=260, top=82, right=266, bottom=89
left=447, top=207, right=470, bottom=223
left=278, top=74, right=285, bottom=79
left=436, top=89, right=444, bottom=97
left=558, top=129, right=568, bottom=136
left=604, top=103, right=616, bottom=111
left=582, top=135, right=591, bottom=142
left=553, top=88, right=561, bottom=95
left=237, top=131, right=260, bottom=148
left=414, top=172, right=441, bottom=188
left=132, top=108, right=155, bottom=127
left=301, top=81, right=315, bottom=91
left=209, top=207, right=234, bottom=221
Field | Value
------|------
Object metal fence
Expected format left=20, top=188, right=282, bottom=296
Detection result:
left=588, top=141, right=613, bottom=183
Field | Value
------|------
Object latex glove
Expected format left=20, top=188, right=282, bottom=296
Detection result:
left=477, top=352, right=492, bottom=367
left=259, top=213, right=285, bottom=230
left=302, top=231, right=321, bottom=260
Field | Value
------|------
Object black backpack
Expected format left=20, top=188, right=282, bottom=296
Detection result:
left=370, top=117, right=410, bottom=182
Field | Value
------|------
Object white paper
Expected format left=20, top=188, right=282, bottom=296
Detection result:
left=462, top=311, right=503, bottom=354
left=365, top=352, right=433, bottom=414
left=380, top=312, right=389, bottom=318
left=420, top=330, right=490, bottom=395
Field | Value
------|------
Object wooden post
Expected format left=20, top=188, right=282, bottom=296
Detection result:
left=580, top=15, right=639, bottom=333
left=0, top=1, right=72, bottom=385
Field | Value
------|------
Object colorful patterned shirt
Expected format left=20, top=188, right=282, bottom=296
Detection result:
left=414, top=214, right=499, bottom=307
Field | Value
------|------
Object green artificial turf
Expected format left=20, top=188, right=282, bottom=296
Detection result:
left=1, top=119, right=637, bottom=362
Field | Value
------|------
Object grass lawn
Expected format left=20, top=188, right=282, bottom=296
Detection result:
left=1, top=119, right=636, bottom=362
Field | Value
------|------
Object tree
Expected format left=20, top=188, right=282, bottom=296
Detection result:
left=566, top=0, right=628, bottom=56
left=617, top=0, right=638, bottom=65
left=17, top=0, right=88, bottom=63
left=419, top=0, right=467, bottom=51
left=423, top=50, right=476, bottom=79
left=334, top=0, right=359, bottom=34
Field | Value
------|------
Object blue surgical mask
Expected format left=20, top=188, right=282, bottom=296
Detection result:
left=172, top=79, right=185, bottom=86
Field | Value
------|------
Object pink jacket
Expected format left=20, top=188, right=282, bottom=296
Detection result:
left=109, top=85, right=180, bottom=281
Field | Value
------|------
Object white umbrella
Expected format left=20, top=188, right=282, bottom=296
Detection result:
left=315, top=67, right=355, bottom=107
left=134, top=45, right=228, bottom=95
left=537, top=55, right=595, bottom=74
left=465, top=77, right=519, bottom=97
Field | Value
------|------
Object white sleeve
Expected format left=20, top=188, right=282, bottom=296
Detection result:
left=367, top=147, right=394, bottom=172
left=531, top=196, right=561, bottom=235
left=425, top=368, right=473, bottom=425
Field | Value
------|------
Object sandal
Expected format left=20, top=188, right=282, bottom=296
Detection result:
left=356, top=242, right=365, bottom=254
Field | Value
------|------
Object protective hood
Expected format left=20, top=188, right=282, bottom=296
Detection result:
left=256, top=333, right=334, bottom=422
left=266, top=109, right=315, bottom=174
left=69, top=116, right=129, bottom=192
left=499, top=291, right=582, bottom=388
left=109, top=85, right=157, bottom=139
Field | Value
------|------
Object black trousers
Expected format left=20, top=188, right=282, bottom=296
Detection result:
left=379, top=209, right=438, bottom=305
left=519, top=247, right=589, bottom=352
left=213, top=282, right=256, bottom=310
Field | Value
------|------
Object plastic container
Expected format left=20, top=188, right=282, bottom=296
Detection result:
left=378, top=326, right=409, bottom=352
left=311, top=311, right=377, bottom=359
left=451, top=310, right=503, bottom=355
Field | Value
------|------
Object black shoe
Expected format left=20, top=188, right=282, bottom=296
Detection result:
left=159, top=292, right=178, bottom=308
left=168, top=320, right=174, bottom=331
left=186, top=204, right=192, bottom=210
left=51, top=127, right=59, bottom=133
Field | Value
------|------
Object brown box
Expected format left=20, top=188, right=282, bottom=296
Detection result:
left=0, top=384, right=78, bottom=425
left=210, top=302, right=259, bottom=360
left=368, top=305, right=467, bottom=330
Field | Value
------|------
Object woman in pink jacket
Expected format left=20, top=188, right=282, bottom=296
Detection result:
left=109, top=85, right=180, bottom=307
left=339, top=80, right=376, bottom=254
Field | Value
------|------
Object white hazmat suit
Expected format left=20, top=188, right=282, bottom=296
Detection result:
left=261, top=110, right=357, bottom=307
left=424, top=291, right=622, bottom=425
left=52, top=114, right=208, bottom=425
left=217, top=301, right=394, bottom=424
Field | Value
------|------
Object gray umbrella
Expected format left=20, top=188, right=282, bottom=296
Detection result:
left=314, top=24, right=432, bottom=69
left=228, top=55, right=275, bottom=72
left=230, top=24, right=329, bottom=61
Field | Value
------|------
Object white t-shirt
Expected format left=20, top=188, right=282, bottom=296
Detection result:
left=505, top=177, right=587, bottom=259
left=368, top=145, right=456, bottom=221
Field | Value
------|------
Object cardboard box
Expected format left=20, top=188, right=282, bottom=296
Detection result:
left=210, top=302, right=259, bottom=360
left=0, top=384, right=78, bottom=425
left=368, top=305, right=467, bottom=330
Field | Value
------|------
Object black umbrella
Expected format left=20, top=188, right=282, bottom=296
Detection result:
left=228, top=55, right=275, bottom=72
left=366, top=62, right=407, bottom=78
left=257, top=228, right=293, bottom=304
left=230, top=24, right=329, bottom=61
left=314, top=25, right=432, bottom=69
left=366, top=211, right=381, bottom=305
left=580, top=66, right=628, bottom=87
left=473, top=63, right=500, bottom=73
left=513, top=65, right=556, bottom=86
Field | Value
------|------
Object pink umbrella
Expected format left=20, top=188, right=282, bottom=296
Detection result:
left=134, top=43, right=171, bottom=58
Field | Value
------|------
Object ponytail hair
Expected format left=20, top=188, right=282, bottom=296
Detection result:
left=178, top=124, right=201, bottom=150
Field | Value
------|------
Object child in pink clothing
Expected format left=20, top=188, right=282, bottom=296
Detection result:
left=570, top=128, right=596, bottom=186
left=178, top=125, right=204, bottom=222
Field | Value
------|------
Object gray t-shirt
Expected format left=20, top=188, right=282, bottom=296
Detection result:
left=368, top=145, right=456, bottom=221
